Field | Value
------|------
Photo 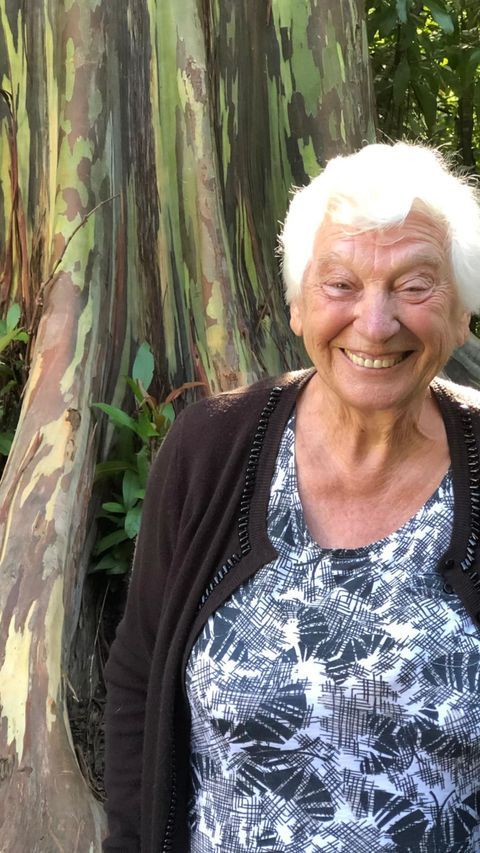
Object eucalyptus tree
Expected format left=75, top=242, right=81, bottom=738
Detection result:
left=0, top=0, right=376, bottom=848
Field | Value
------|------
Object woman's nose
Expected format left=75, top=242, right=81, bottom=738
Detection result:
left=354, top=291, right=401, bottom=342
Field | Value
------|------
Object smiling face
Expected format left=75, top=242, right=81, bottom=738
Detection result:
left=289, top=209, right=470, bottom=413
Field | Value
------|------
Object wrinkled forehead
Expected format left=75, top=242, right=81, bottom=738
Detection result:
left=311, top=209, right=450, bottom=265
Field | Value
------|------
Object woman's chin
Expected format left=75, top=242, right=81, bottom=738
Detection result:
left=317, top=356, right=429, bottom=414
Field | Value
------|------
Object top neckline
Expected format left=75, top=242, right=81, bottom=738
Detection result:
left=271, top=408, right=453, bottom=558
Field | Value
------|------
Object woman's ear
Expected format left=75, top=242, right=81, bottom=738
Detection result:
left=289, top=300, right=303, bottom=337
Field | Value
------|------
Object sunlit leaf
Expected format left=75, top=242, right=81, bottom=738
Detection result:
left=102, top=501, right=125, bottom=513
left=423, top=0, right=454, bottom=34
left=159, top=401, right=175, bottom=425
left=132, top=342, right=154, bottom=391
left=92, top=402, right=140, bottom=434
left=6, top=303, right=20, bottom=330
left=396, top=0, right=408, bottom=24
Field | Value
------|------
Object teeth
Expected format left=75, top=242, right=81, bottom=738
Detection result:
left=344, top=349, right=404, bottom=369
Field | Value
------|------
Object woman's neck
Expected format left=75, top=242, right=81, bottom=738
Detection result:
left=296, top=374, right=444, bottom=482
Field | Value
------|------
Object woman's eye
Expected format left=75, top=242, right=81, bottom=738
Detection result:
left=399, top=279, right=432, bottom=299
left=399, top=278, right=433, bottom=296
left=325, top=281, right=353, bottom=291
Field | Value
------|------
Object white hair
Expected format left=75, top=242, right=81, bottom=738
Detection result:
left=279, top=142, right=480, bottom=312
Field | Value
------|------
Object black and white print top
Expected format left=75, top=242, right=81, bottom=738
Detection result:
left=186, top=412, right=480, bottom=852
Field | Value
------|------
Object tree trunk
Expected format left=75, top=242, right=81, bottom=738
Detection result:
left=457, top=83, right=477, bottom=172
left=0, top=0, right=120, bottom=847
left=0, top=1, right=376, bottom=849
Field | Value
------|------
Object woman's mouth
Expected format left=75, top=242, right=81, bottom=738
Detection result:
left=342, top=348, right=411, bottom=369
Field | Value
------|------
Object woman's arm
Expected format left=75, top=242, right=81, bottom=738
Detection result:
left=102, top=413, right=184, bottom=850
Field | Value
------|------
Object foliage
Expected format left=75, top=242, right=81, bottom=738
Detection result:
left=367, top=0, right=480, bottom=169
left=90, top=343, right=203, bottom=575
left=0, top=304, right=28, bottom=464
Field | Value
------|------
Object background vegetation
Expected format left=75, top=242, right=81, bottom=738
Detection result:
left=368, top=0, right=479, bottom=168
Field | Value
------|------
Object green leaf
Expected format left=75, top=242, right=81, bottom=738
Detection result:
left=132, top=342, right=154, bottom=391
left=468, top=48, right=480, bottom=71
left=15, top=331, right=29, bottom=343
left=122, top=469, right=140, bottom=509
left=95, top=459, right=135, bottom=480
left=102, top=501, right=125, bottom=513
left=159, top=402, right=175, bottom=426
left=0, top=379, right=17, bottom=399
left=135, top=408, right=160, bottom=441
left=412, top=80, right=437, bottom=130
left=125, top=504, right=142, bottom=538
left=370, top=5, right=398, bottom=37
left=89, top=553, right=131, bottom=575
left=393, top=56, right=411, bottom=106
left=126, top=377, right=146, bottom=404
left=106, top=562, right=131, bottom=575
left=136, top=446, right=150, bottom=486
left=89, top=554, right=119, bottom=573
left=423, top=0, right=454, bottom=34
left=0, top=431, right=14, bottom=456
left=0, top=327, right=21, bottom=355
left=93, top=528, right=129, bottom=555
left=6, top=303, right=20, bottom=330
left=461, top=48, right=480, bottom=87
left=396, top=0, right=408, bottom=24
left=92, top=402, right=140, bottom=434
left=97, top=511, right=124, bottom=524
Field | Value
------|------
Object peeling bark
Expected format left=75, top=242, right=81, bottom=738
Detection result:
left=0, top=0, right=377, bottom=849
left=0, top=1, right=118, bottom=848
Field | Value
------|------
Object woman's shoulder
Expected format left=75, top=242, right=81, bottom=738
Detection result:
left=176, top=368, right=314, bottom=434
left=146, top=368, right=313, bottom=503
left=434, top=376, right=480, bottom=414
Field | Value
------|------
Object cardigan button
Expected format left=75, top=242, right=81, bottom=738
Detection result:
left=443, top=583, right=454, bottom=594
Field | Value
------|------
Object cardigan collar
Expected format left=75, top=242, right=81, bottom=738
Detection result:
left=183, top=372, right=480, bottom=687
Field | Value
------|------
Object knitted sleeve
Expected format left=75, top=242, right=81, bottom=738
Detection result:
left=102, top=410, right=185, bottom=850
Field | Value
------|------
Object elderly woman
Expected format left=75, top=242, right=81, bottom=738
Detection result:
left=104, top=143, right=480, bottom=853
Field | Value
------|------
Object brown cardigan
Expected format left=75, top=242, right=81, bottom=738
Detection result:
left=103, top=370, right=480, bottom=852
